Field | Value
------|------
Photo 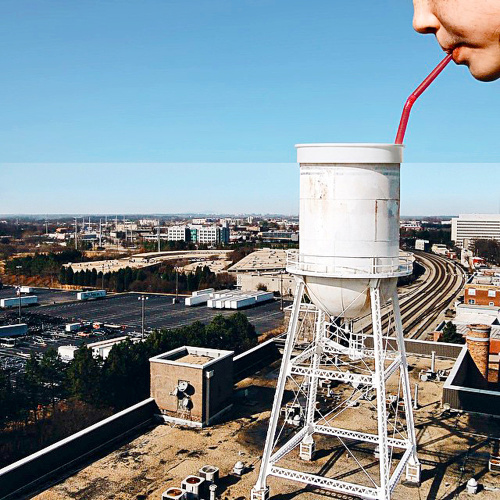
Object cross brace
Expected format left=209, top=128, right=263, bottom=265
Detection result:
left=269, top=466, right=379, bottom=499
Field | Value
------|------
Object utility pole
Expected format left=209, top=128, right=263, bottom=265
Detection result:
left=157, top=220, right=161, bottom=253
left=16, top=266, right=22, bottom=323
left=138, top=295, right=149, bottom=339
left=74, top=217, right=78, bottom=250
left=175, top=268, right=179, bottom=303
left=280, top=271, right=284, bottom=311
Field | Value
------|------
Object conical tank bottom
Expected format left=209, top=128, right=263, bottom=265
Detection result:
left=304, top=276, right=397, bottom=318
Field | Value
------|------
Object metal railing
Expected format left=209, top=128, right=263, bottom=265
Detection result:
left=286, top=250, right=413, bottom=277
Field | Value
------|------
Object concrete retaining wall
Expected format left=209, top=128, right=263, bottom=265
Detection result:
left=0, top=398, right=157, bottom=500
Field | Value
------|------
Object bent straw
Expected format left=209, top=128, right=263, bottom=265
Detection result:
left=395, top=53, right=453, bottom=144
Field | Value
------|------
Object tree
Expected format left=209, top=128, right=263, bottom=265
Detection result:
left=65, top=266, right=74, bottom=285
left=473, top=239, right=500, bottom=266
left=439, top=322, right=464, bottom=344
left=66, top=346, right=102, bottom=404
left=257, top=283, right=268, bottom=291
left=21, top=353, right=42, bottom=422
left=39, top=348, right=65, bottom=409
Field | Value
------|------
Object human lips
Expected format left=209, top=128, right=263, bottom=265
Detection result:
left=442, top=43, right=467, bottom=64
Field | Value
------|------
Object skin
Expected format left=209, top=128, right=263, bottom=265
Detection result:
left=413, top=0, right=500, bottom=81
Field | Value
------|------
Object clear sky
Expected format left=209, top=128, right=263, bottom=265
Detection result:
left=1, top=1, right=498, bottom=215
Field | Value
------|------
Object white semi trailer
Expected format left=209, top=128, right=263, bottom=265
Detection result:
left=77, top=290, right=106, bottom=300
left=0, top=296, right=38, bottom=308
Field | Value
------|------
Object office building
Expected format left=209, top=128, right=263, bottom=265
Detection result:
left=451, top=214, right=500, bottom=249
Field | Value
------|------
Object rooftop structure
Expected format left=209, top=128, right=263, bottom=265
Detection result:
left=227, top=249, right=287, bottom=273
left=150, top=346, right=234, bottom=427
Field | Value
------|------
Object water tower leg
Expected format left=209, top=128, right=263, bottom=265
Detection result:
left=392, top=289, right=421, bottom=484
left=251, top=280, right=305, bottom=500
left=300, top=309, right=324, bottom=461
left=370, top=282, right=391, bottom=500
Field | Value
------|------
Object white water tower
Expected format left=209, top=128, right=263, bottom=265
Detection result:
left=252, top=144, right=420, bottom=500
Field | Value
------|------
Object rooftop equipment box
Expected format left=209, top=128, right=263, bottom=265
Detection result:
left=150, top=346, right=234, bottom=427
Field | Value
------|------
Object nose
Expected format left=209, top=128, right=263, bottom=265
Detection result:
left=413, top=0, right=440, bottom=34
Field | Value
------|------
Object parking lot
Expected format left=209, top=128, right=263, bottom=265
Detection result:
left=0, top=290, right=287, bottom=373
left=38, top=293, right=286, bottom=334
left=0, top=286, right=77, bottom=306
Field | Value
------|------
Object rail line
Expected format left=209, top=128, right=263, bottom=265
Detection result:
left=359, top=251, right=466, bottom=339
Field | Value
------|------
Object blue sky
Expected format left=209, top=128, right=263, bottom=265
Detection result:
left=1, top=1, right=498, bottom=215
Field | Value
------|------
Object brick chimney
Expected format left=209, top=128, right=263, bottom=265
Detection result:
left=466, top=324, right=491, bottom=387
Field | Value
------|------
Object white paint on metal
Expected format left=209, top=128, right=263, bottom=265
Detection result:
left=292, top=143, right=406, bottom=318
left=251, top=143, right=419, bottom=500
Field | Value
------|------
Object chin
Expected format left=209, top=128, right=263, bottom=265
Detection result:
left=468, top=56, right=500, bottom=82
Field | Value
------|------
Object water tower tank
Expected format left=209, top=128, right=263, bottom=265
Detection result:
left=287, top=143, right=411, bottom=318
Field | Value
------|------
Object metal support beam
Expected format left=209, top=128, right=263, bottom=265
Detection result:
left=314, top=424, right=409, bottom=449
left=392, top=289, right=421, bottom=482
left=253, top=280, right=305, bottom=493
left=370, top=283, right=391, bottom=500
left=290, top=365, right=373, bottom=385
left=269, top=466, right=379, bottom=500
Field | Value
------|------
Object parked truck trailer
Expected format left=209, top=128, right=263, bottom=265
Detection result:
left=77, top=290, right=106, bottom=301
left=0, top=296, right=38, bottom=308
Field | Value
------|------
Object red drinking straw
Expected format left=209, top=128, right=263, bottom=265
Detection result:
left=395, top=53, right=453, bottom=144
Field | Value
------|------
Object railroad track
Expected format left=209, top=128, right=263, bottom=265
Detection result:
left=401, top=251, right=466, bottom=338
left=356, top=251, right=466, bottom=339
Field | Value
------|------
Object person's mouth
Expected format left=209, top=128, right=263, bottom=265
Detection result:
left=442, top=43, right=467, bottom=64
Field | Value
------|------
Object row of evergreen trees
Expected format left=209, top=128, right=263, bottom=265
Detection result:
left=6, top=249, right=83, bottom=277
left=59, top=263, right=235, bottom=293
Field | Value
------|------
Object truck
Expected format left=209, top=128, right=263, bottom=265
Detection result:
left=65, top=323, right=81, bottom=332
left=0, top=323, right=28, bottom=337
left=77, top=290, right=106, bottom=301
left=20, top=286, right=35, bottom=294
left=0, top=296, right=38, bottom=308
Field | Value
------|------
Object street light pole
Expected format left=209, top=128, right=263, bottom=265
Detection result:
left=175, top=268, right=179, bottom=303
left=280, top=271, right=284, bottom=311
left=16, top=266, right=22, bottom=323
left=138, top=295, right=149, bottom=339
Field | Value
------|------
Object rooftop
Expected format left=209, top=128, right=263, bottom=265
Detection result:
left=149, top=346, right=233, bottom=368
left=227, top=249, right=287, bottom=273
left=35, top=354, right=500, bottom=500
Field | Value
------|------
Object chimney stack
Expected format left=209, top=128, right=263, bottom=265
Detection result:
left=466, top=324, right=491, bottom=387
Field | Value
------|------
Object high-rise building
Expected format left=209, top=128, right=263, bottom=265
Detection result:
left=451, top=214, right=500, bottom=249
